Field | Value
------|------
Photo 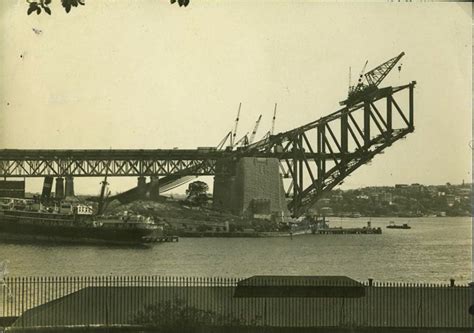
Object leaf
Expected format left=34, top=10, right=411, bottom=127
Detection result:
left=62, top=0, right=71, bottom=12
left=170, top=0, right=176, bottom=3
left=61, top=0, right=84, bottom=13
left=36, top=7, right=41, bottom=15
left=43, top=6, right=51, bottom=15
left=27, top=4, right=37, bottom=15
left=177, top=0, right=190, bottom=7
left=44, top=0, right=51, bottom=4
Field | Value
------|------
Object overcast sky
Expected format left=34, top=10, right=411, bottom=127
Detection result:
left=0, top=1, right=471, bottom=195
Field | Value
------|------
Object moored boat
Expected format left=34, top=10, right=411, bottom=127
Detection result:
left=0, top=197, right=162, bottom=245
left=386, top=221, right=411, bottom=229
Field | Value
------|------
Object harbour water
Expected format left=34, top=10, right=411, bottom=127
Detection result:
left=0, top=217, right=471, bottom=284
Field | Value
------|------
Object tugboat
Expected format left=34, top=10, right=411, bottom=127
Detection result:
left=386, top=221, right=411, bottom=229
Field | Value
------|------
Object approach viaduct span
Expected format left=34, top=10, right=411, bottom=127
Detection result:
left=0, top=53, right=415, bottom=216
left=0, top=148, right=350, bottom=178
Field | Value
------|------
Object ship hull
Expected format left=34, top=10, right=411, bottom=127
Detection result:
left=0, top=211, right=159, bottom=246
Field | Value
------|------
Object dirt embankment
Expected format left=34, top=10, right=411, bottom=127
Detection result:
left=103, top=199, right=281, bottom=233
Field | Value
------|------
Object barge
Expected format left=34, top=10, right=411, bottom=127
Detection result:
left=386, top=221, right=411, bottom=229
left=289, top=217, right=382, bottom=235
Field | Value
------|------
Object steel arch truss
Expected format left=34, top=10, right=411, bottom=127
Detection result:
left=247, top=82, right=416, bottom=216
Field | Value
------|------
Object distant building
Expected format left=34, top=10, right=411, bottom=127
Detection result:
left=409, top=183, right=422, bottom=192
left=331, top=194, right=343, bottom=201
left=380, top=192, right=393, bottom=204
left=318, top=206, right=333, bottom=216
left=0, top=180, right=25, bottom=198
left=314, top=198, right=331, bottom=209
left=445, top=195, right=455, bottom=207
left=456, top=188, right=471, bottom=196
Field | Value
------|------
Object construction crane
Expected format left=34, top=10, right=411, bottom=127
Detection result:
left=262, top=103, right=278, bottom=140
left=234, top=114, right=262, bottom=147
left=235, top=132, right=250, bottom=147
left=270, top=103, right=277, bottom=136
left=248, top=114, right=262, bottom=144
left=341, top=52, right=405, bottom=106
left=365, top=52, right=405, bottom=86
left=348, top=67, right=352, bottom=95
left=231, top=103, right=242, bottom=148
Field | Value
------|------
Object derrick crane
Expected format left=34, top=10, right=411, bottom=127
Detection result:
left=270, top=103, right=277, bottom=136
left=348, top=67, right=352, bottom=95
left=341, top=52, right=405, bottom=106
left=262, top=103, right=278, bottom=140
left=231, top=103, right=242, bottom=148
left=365, top=52, right=405, bottom=87
left=356, top=60, right=369, bottom=87
left=235, top=132, right=250, bottom=147
left=217, top=102, right=243, bottom=150
left=234, top=114, right=262, bottom=147
left=248, top=114, right=262, bottom=144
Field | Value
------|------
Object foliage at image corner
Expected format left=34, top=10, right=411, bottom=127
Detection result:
left=27, top=0, right=189, bottom=15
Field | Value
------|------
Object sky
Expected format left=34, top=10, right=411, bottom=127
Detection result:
left=0, top=1, right=471, bottom=195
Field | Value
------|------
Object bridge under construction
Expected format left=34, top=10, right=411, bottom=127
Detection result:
left=0, top=53, right=416, bottom=217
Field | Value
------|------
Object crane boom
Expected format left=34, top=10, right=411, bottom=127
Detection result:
left=365, top=52, right=405, bottom=87
left=271, top=103, right=277, bottom=136
left=341, top=52, right=406, bottom=106
left=358, top=60, right=368, bottom=82
left=249, top=115, right=262, bottom=144
left=235, top=132, right=249, bottom=147
left=231, top=102, right=242, bottom=148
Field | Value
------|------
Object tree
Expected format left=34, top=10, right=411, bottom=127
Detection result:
left=26, top=0, right=189, bottom=15
left=132, top=298, right=242, bottom=329
left=185, top=181, right=209, bottom=206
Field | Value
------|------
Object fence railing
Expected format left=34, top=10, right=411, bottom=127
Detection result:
left=1, top=276, right=473, bottom=329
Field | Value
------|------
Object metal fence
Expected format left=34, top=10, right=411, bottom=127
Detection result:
left=1, top=276, right=473, bottom=329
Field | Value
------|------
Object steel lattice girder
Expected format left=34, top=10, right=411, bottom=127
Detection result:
left=0, top=152, right=353, bottom=177
left=246, top=81, right=416, bottom=216
left=0, top=158, right=218, bottom=177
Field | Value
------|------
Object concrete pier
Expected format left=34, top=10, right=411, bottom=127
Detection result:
left=55, top=177, right=64, bottom=199
left=149, top=176, right=160, bottom=200
left=137, top=176, right=147, bottom=199
left=41, top=176, right=54, bottom=199
left=65, top=176, right=75, bottom=197
left=213, top=157, right=288, bottom=218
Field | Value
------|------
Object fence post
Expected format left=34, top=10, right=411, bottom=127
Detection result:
left=368, top=278, right=373, bottom=287
left=468, top=282, right=474, bottom=318
left=450, top=279, right=455, bottom=287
